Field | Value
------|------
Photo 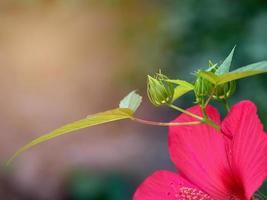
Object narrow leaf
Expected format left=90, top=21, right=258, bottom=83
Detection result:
left=119, top=90, right=142, bottom=112
left=199, top=61, right=267, bottom=85
left=7, top=108, right=133, bottom=165
left=172, top=86, right=193, bottom=102
left=216, top=46, right=236, bottom=75
left=166, top=79, right=194, bottom=89
left=218, top=61, right=267, bottom=84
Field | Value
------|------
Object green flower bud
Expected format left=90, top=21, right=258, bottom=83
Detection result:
left=194, top=71, right=214, bottom=102
left=147, top=73, right=174, bottom=106
left=212, top=81, right=236, bottom=100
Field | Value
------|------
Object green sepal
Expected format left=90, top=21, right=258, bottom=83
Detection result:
left=207, top=61, right=218, bottom=72
left=6, top=108, right=133, bottom=166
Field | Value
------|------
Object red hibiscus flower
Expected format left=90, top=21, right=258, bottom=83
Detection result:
left=134, top=101, right=267, bottom=200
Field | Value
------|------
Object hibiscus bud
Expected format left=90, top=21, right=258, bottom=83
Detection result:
left=194, top=72, right=214, bottom=102
left=147, top=73, right=174, bottom=106
left=212, top=81, right=236, bottom=100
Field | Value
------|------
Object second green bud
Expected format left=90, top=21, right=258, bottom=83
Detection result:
left=147, top=73, right=174, bottom=106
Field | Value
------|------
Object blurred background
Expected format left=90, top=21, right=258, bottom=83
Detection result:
left=0, top=0, right=267, bottom=199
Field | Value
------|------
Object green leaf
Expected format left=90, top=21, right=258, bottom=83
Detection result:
left=216, top=46, right=236, bottom=75
left=166, top=79, right=194, bottom=89
left=199, top=61, right=267, bottom=85
left=197, top=71, right=219, bottom=84
left=6, top=108, right=133, bottom=166
left=218, top=61, right=267, bottom=84
left=172, top=85, right=193, bottom=102
left=164, top=79, right=194, bottom=102
left=119, top=90, right=142, bottom=112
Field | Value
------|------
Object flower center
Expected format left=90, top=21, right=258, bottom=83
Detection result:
left=221, top=171, right=247, bottom=200
left=176, top=186, right=214, bottom=200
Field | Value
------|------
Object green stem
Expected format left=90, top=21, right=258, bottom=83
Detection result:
left=204, top=86, right=216, bottom=107
left=201, top=96, right=220, bottom=130
left=201, top=105, right=220, bottom=130
left=132, top=117, right=201, bottom=127
left=222, top=99, right=230, bottom=112
left=200, top=98, right=208, bottom=118
left=203, top=118, right=220, bottom=130
left=167, top=104, right=220, bottom=130
left=167, top=104, right=203, bottom=121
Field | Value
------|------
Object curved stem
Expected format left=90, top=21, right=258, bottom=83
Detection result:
left=168, top=103, right=220, bottom=130
left=132, top=117, right=201, bottom=127
left=201, top=95, right=220, bottom=130
left=204, top=86, right=216, bottom=107
left=167, top=104, right=203, bottom=121
left=200, top=98, right=208, bottom=118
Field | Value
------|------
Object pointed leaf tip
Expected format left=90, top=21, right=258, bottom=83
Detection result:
left=216, top=46, right=236, bottom=75
left=119, top=90, right=142, bottom=112
left=7, top=91, right=142, bottom=165
left=6, top=108, right=133, bottom=166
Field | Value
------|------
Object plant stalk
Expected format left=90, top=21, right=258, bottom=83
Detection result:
left=167, top=104, right=203, bottom=121
left=131, top=117, right=201, bottom=127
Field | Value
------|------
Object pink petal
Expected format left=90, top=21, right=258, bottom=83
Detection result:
left=222, top=100, right=267, bottom=199
left=168, top=105, right=231, bottom=199
left=133, top=170, right=214, bottom=200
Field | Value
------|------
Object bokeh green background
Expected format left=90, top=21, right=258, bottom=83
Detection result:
left=0, top=0, right=266, bottom=199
